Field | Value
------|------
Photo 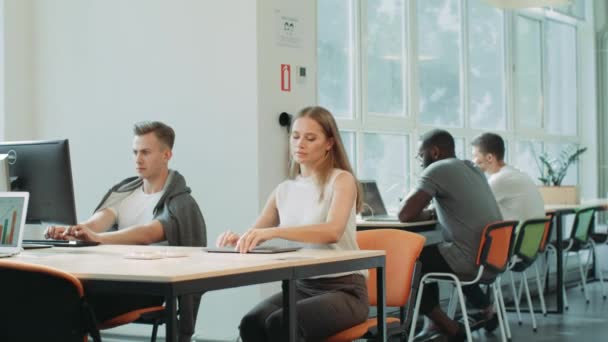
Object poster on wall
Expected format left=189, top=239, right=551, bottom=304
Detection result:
left=275, top=10, right=301, bottom=48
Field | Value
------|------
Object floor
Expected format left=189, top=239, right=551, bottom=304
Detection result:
left=101, top=281, right=608, bottom=341
left=398, top=281, right=608, bottom=342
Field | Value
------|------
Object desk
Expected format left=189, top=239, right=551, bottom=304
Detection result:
left=12, top=245, right=386, bottom=342
left=544, top=199, right=608, bottom=313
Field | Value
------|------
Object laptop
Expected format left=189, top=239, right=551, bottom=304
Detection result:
left=23, top=239, right=100, bottom=248
left=360, top=180, right=399, bottom=222
left=0, top=192, right=29, bottom=258
left=204, top=246, right=301, bottom=254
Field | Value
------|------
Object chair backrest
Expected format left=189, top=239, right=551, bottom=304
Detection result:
left=357, top=229, right=426, bottom=307
left=0, top=260, right=101, bottom=342
left=538, top=212, right=555, bottom=253
left=512, top=218, right=551, bottom=265
left=476, top=220, right=518, bottom=273
left=570, top=206, right=598, bottom=244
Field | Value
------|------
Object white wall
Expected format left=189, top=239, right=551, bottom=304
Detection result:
left=3, top=0, right=317, bottom=340
left=255, top=0, right=317, bottom=298
left=2, top=0, right=35, bottom=140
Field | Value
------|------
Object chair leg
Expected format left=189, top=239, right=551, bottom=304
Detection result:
left=509, top=271, right=523, bottom=325
left=497, top=280, right=512, bottom=340
left=407, top=279, right=426, bottom=342
left=454, top=284, right=473, bottom=342
left=534, top=262, right=547, bottom=317
left=541, top=246, right=556, bottom=291
left=447, top=286, right=458, bottom=319
left=517, top=274, right=525, bottom=305
left=593, top=241, right=607, bottom=300
left=576, top=251, right=590, bottom=304
left=151, top=321, right=159, bottom=342
left=563, top=251, right=570, bottom=310
left=522, top=272, right=537, bottom=332
left=492, top=284, right=507, bottom=342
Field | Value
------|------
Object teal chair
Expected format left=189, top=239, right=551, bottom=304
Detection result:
left=506, top=217, right=550, bottom=334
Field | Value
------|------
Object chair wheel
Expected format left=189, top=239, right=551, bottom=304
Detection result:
left=603, top=296, right=607, bottom=300
left=518, top=322, right=522, bottom=326
left=586, top=300, right=590, bottom=304
left=566, top=306, right=569, bottom=310
left=533, top=328, right=537, bottom=332
left=544, top=314, right=548, bottom=317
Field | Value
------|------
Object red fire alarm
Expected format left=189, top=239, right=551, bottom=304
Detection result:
left=281, top=64, right=291, bottom=92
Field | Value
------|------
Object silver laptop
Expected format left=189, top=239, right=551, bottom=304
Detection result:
left=0, top=192, right=29, bottom=258
left=360, top=180, right=399, bottom=222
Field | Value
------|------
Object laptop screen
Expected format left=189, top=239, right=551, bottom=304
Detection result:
left=0, top=195, right=26, bottom=248
left=360, top=181, right=388, bottom=217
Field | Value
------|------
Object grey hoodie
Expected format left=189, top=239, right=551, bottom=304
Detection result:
left=95, top=169, right=206, bottom=340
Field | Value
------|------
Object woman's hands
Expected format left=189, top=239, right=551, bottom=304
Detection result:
left=216, top=228, right=278, bottom=253
left=216, top=230, right=240, bottom=247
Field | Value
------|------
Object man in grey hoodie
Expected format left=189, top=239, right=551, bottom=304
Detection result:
left=45, top=121, right=206, bottom=342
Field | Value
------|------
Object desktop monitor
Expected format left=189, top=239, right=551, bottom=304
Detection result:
left=0, top=140, right=77, bottom=224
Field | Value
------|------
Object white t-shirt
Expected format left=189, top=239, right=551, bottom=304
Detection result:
left=107, top=186, right=164, bottom=230
left=488, top=165, right=545, bottom=221
left=275, top=169, right=365, bottom=278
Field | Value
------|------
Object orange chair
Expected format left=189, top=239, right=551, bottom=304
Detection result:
left=408, top=220, right=518, bottom=342
left=98, top=306, right=165, bottom=342
left=325, top=229, right=426, bottom=342
left=0, top=259, right=102, bottom=342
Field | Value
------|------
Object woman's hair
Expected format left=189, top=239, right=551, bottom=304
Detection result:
left=288, top=106, right=363, bottom=212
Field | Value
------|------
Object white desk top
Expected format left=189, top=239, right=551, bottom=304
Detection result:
left=10, top=245, right=384, bottom=283
left=356, top=219, right=437, bottom=228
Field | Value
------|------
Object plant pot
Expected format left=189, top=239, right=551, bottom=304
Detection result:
left=538, top=186, right=578, bottom=205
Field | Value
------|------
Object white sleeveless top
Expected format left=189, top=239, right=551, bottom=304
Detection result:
left=275, top=169, right=366, bottom=278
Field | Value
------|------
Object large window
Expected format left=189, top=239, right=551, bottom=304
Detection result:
left=468, top=0, right=506, bottom=130
left=317, top=0, right=355, bottom=118
left=417, top=0, right=462, bottom=126
left=366, top=0, right=406, bottom=116
left=515, top=16, right=543, bottom=130
left=317, top=0, right=585, bottom=207
left=360, top=133, right=409, bottom=209
left=545, top=20, right=577, bottom=136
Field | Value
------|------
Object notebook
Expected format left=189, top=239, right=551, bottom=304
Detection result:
left=360, top=180, right=399, bottom=221
left=0, top=192, right=29, bottom=258
left=204, top=246, right=301, bottom=254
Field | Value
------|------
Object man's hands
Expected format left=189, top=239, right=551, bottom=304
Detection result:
left=44, top=224, right=103, bottom=243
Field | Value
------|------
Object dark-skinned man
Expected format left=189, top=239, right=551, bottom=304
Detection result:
left=399, top=129, right=502, bottom=342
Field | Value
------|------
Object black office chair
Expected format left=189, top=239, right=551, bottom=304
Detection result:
left=0, top=259, right=101, bottom=342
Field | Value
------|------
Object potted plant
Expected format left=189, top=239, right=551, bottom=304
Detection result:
left=535, top=145, right=587, bottom=204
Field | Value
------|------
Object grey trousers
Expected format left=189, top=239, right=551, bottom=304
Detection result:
left=239, top=273, right=369, bottom=342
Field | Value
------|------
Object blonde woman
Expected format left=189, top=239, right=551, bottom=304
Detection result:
left=216, top=106, right=368, bottom=342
